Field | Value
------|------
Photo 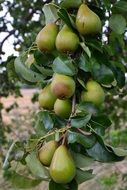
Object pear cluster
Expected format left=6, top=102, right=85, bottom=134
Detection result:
left=38, top=73, right=75, bottom=119
left=37, top=3, right=104, bottom=185
left=36, top=4, right=101, bottom=54
left=38, top=141, right=76, bottom=184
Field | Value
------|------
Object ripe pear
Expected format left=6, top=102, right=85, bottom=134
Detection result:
left=38, top=84, right=57, bottom=110
left=81, top=80, right=105, bottom=106
left=56, top=25, right=79, bottom=53
left=38, top=141, right=58, bottom=166
left=54, top=99, right=72, bottom=119
left=36, top=23, right=58, bottom=52
left=50, top=145, right=76, bottom=183
left=51, top=74, right=75, bottom=99
left=76, top=4, right=101, bottom=35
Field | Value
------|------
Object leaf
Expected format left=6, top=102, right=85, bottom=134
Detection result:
left=14, top=56, right=44, bottom=83
left=25, top=152, right=49, bottom=180
left=112, top=1, right=127, bottom=14
left=68, top=180, right=78, bottom=190
left=33, top=64, right=53, bottom=77
left=80, top=42, right=91, bottom=58
left=68, top=131, right=96, bottom=148
left=109, top=14, right=126, bottom=34
left=90, top=115, right=112, bottom=136
left=41, top=111, right=54, bottom=130
left=35, top=111, right=47, bottom=136
left=92, top=63, right=114, bottom=85
left=77, top=102, right=98, bottom=115
left=10, top=172, right=41, bottom=189
left=49, top=180, right=66, bottom=190
left=53, top=55, right=77, bottom=76
left=110, top=62, right=125, bottom=88
left=60, top=0, right=82, bottom=9
left=75, top=169, right=94, bottom=184
left=71, top=113, right=91, bottom=128
left=72, top=152, right=94, bottom=168
left=57, top=8, right=75, bottom=28
left=77, top=53, right=91, bottom=72
left=43, top=3, right=59, bottom=24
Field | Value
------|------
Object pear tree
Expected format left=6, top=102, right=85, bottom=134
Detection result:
left=3, top=0, right=127, bottom=189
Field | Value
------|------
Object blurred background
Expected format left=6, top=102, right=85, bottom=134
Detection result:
left=0, top=0, right=127, bottom=190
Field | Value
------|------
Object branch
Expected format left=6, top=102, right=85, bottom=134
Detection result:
left=0, top=30, right=15, bottom=55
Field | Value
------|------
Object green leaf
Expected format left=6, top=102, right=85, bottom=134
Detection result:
left=112, top=1, right=127, bottom=14
left=35, top=111, right=47, bottom=136
left=60, top=0, right=82, bottom=9
left=41, top=111, right=54, bottom=130
left=75, top=169, right=94, bottom=184
left=90, top=115, right=112, bottom=136
left=53, top=55, right=77, bottom=76
left=71, top=113, right=91, bottom=128
left=77, top=102, right=98, bottom=115
left=77, top=53, right=91, bottom=72
left=72, top=152, right=94, bottom=168
left=80, top=42, right=91, bottom=58
left=10, top=172, right=41, bottom=189
left=109, top=14, right=126, bottom=34
left=43, top=3, right=59, bottom=24
left=25, top=151, right=49, bottom=180
left=92, top=63, right=114, bottom=85
left=49, top=180, right=66, bottom=190
left=33, top=63, right=53, bottom=77
left=14, top=56, right=45, bottom=83
left=57, top=8, right=75, bottom=28
left=110, top=62, right=125, bottom=88
left=110, top=147, right=127, bottom=157
left=68, top=180, right=78, bottom=190
left=68, top=131, right=96, bottom=148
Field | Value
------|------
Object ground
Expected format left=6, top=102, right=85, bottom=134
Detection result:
left=1, top=89, right=127, bottom=190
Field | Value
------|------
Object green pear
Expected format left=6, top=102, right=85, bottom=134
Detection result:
left=76, top=4, right=101, bottom=35
left=51, top=74, right=75, bottom=99
left=36, top=23, right=58, bottom=52
left=81, top=80, right=105, bottom=106
left=38, top=84, right=57, bottom=110
left=54, top=99, right=72, bottom=119
left=38, top=141, right=58, bottom=166
left=56, top=25, right=79, bottom=53
left=50, top=145, right=76, bottom=183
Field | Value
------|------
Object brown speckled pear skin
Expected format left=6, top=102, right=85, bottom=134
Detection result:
left=36, top=23, right=58, bottom=52
left=38, top=84, right=57, bottom=110
left=76, top=4, right=101, bottom=35
left=50, top=145, right=76, bottom=183
left=81, top=80, right=105, bottom=106
left=51, top=74, right=75, bottom=99
left=38, top=141, right=58, bottom=166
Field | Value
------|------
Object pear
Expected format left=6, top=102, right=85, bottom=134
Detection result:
left=50, top=145, right=76, bottom=183
left=54, top=99, right=72, bottom=119
left=38, top=84, right=57, bottom=110
left=81, top=80, right=105, bottom=106
left=36, top=23, right=58, bottom=52
left=76, top=4, right=101, bottom=35
left=56, top=25, right=79, bottom=53
left=51, top=74, right=75, bottom=99
left=38, top=141, right=58, bottom=166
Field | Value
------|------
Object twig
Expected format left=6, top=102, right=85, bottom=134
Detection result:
left=77, top=128, right=92, bottom=136
left=3, top=141, right=16, bottom=169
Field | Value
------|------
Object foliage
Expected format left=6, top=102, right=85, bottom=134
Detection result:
left=2, top=0, right=127, bottom=190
